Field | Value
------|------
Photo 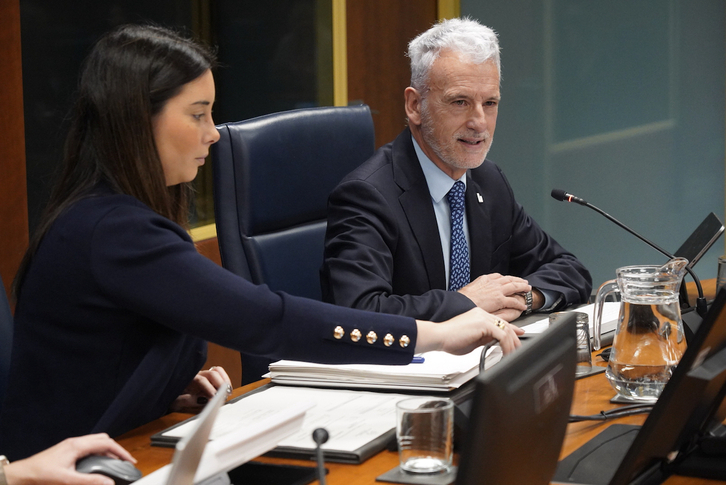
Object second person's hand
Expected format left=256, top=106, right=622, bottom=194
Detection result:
left=169, top=365, right=232, bottom=413
left=414, top=307, right=523, bottom=356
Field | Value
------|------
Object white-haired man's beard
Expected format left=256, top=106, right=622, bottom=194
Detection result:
left=420, top=101, right=493, bottom=173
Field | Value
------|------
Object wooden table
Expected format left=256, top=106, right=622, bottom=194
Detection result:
left=116, top=362, right=725, bottom=484
left=117, top=279, right=722, bottom=483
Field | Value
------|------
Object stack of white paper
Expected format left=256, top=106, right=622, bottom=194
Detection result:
left=268, top=347, right=490, bottom=392
left=157, top=386, right=424, bottom=464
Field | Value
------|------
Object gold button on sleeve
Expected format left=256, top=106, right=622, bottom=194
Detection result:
left=333, top=326, right=345, bottom=339
left=350, top=329, right=362, bottom=342
left=399, top=335, right=410, bottom=348
left=366, top=331, right=377, bottom=344
left=383, top=333, right=394, bottom=347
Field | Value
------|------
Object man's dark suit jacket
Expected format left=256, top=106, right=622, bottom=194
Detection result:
left=321, top=128, right=592, bottom=322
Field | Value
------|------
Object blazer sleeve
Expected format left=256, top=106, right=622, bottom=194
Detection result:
left=509, top=205, right=592, bottom=309
left=90, top=203, right=418, bottom=365
left=491, top=169, right=592, bottom=309
left=321, top=178, right=476, bottom=322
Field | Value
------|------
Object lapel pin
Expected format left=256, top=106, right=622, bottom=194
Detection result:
left=477, top=193, right=484, bottom=203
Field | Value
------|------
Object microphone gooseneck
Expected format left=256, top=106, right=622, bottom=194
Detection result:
left=551, top=189, right=708, bottom=318
left=313, top=428, right=329, bottom=485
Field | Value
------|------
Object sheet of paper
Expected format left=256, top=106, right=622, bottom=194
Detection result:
left=268, top=347, right=482, bottom=391
left=164, top=386, right=420, bottom=453
left=267, top=346, right=506, bottom=391
left=139, top=401, right=310, bottom=485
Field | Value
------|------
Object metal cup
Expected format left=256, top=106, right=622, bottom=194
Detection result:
left=573, top=312, right=593, bottom=376
left=717, top=255, right=726, bottom=294
left=550, top=312, right=592, bottom=376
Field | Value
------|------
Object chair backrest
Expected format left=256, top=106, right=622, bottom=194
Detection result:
left=212, top=104, right=375, bottom=300
left=212, top=105, right=375, bottom=384
left=0, top=275, right=14, bottom=406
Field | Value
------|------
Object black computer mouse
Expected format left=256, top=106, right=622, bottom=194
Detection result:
left=76, top=455, right=143, bottom=485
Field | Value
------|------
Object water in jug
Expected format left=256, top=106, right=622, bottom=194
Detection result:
left=593, top=258, right=688, bottom=402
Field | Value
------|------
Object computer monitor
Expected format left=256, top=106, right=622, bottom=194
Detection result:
left=674, top=212, right=724, bottom=269
left=455, top=313, right=578, bottom=485
left=553, top=287, right=726, bottom=485
left=676, top=212, right=723, bottom=315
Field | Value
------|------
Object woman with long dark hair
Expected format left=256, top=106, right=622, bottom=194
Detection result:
left=0, top=24, right=522, bottom=460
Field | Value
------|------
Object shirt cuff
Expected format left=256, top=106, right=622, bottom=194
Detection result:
left=537, top=288, right=562, bottom=312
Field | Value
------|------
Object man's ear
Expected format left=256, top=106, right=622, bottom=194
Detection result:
left=404, top=87, right=422, bottom=126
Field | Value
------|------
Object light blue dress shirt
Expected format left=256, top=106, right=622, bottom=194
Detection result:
left=412, top=136, right=468, bottom=290
left=411, top=134, right=555, bottom=309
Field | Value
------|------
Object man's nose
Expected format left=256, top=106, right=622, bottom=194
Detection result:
left=467, top=105, right=488, bottom=131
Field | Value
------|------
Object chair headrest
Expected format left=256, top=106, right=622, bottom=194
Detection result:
left=213, top=105, right=375, bottom=236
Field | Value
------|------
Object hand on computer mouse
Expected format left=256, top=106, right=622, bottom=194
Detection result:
left=76, top=454, right=142, bottom=485
left=3, top=433, right=137, bottom=485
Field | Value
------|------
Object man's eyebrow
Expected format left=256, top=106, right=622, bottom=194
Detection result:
left=443, top=92, right=472, bottom=101
left=443, top=92, right=501, bottom=102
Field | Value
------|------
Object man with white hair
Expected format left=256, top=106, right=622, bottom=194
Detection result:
left=322, top=18, right=592, bottom=322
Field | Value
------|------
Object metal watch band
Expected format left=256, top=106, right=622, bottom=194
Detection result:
left=524, top=290, right=533, bottom=315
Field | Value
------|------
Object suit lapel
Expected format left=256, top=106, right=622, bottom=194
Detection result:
left=466, top=175, right=493, bottom=277
left=391, top=130, right=447, bottom=290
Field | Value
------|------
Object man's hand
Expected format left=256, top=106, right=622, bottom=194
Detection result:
left=458, top=273, right=531, bottom=320
left=492, top=288, right=546, bottom=321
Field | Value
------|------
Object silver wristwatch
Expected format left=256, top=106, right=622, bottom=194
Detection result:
left=523, top=290, right=533, bottom=315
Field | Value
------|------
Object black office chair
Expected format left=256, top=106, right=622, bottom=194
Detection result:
left=212, top=104, right=375, bottom=384
left=0, top=275, right=14, bottom=407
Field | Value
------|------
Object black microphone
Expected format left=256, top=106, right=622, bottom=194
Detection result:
left=551, top=189, right=708, bottom=319
left=312, top=428, right=329, bottom=485
left=551, top=189, right=588, bottom=206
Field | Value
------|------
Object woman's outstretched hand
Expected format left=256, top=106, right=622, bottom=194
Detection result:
left=414, top=307, right=524, bottom=356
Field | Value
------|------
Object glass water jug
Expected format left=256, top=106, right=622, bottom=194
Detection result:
left=593, top=258, right=688, bottom=402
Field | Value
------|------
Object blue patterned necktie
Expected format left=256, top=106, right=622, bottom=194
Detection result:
left=447, top=180, right=470, bottom=291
